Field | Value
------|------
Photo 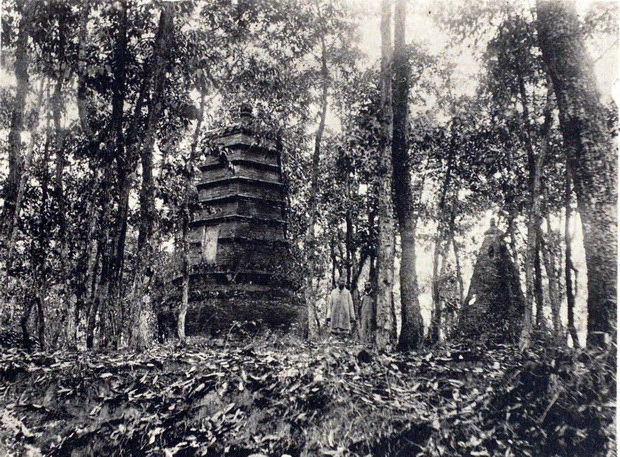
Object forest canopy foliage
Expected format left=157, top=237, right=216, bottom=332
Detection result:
left=0, top=0, right=616, bottom=351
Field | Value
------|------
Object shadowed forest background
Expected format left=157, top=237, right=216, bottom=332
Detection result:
left=0, top=0, right=617, bottom=456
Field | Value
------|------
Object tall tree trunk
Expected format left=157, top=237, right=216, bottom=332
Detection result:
left=7, top=80, right=46, bottom=264
left=303, top=37, right=329, bottom=340
left=20, top=297, right=34, bottom=352
left=429, top=235, right=444, bottom=343
left=53, top=17, right=68, bottom=268
left=428, top=148, right=455, bottom=344
left=534, top=234, right=546, bottom=329
left=522, top=211, right=538, bottom=347
left=35, top=292, right=45, bottom=351
left=519, top=80, right=554, bottom=348
left=87, top=273, right=104, bottom=349
left=392, top=0, right=424, bottom=351
left=452, top=236, right=465, bottom=306
left=330, top=238, right=337, bottom=288
left=507, top=211, right=520, bottom=267
left=76, top=2, right=93, bottom=137
left=76, top=2, right=104, bottom=349
left=375, top=0, right=396, bottom=349
left=33, top=91, right=54, bottom=351
left=126, top=7, right=174, bottom=349
left=368, top=194, right=378, bottom=293
left=540, top=221, right=563, bottom=343
left=564, top=165, right=580, bottom=347
left=92, top=2, right=129, bottom=348
left=82, top=178, right=102, bottom=349
left=178, top=91, right=206, bottom=342
left=137, top=7, right=173, bottom=253
left=429, top=217, right=454, bottom=344
left=2, top=0, right=31, bottom=234
left=345, top=206, right=353, bottom=286
left=537, top=0, right=617, bottom=349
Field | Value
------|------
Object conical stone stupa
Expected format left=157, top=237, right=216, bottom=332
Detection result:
left=456, top=220, right=525, bottom=344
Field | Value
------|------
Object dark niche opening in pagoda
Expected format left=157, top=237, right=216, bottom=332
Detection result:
left=184, top=105, right=298, bottom=336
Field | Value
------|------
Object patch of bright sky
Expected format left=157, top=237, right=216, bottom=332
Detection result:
left=321, top=0, right=618, bottom=133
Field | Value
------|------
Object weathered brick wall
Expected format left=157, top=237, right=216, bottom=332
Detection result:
left=182, top=114, right=297, bottom=335
left=185, top=294, right=301, bottom=336
left=202, top=149, right=278, bottom=168
left=198, top=181, right=283, bottom=201
left=200, top=164, right=280, bottom=182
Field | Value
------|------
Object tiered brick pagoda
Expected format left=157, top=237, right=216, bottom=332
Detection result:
left=184, top=106, right=297, bottom=335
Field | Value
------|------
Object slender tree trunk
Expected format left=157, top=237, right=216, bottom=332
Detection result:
left=507, top=211, right=520, bottom=267
left=20, top=297, right=34, bottom=352
left=522, top=215, right=538, bottom=346
left=428, top=148, right=455, bottom=344
left=52, top=69, right=71, bottom=345
left=537, top=0, right=617, bottom=348
left=85, top=230, right=104, bottom=349
left=76, top=2, right=104, bottom=349
left=77, top=2, right=93, bottom=137
left=564, top=165, right=580, bottom=347
left=178, top=91, right=206, bottom=342
left=351, top=252, right=368, bottom=294
left=303, top=37, right=329, bottom=340
left=519, top=81, right=554, bottom=347
left=330, top=238, right=337, bottom=288
left=122, top=8, right=173, bottom=348
left=137, top=7, right=173, bottom=253
left=33, top=91, right=54, bottom=351
left=452, top=236, right=465, bottom=306
left=439, top=249, right=451, bottom=335
left=534, top=234, right=547, bottom=329
left=375, top=0, right=396, bottom=349
left=106, top=2, right=130, bottom=348
left=52, top=17, right=68, bottom=269
left=53, top=74, right=68, bottom=270
left=429, top=235, right=444, bottom=343
left=178, top=254, right=189, bottom=342
left=392, top=0, right=424, bottom=351
left=87, top=277, right=104, bottom=349
left=2, top=0, right=31, bottom=234
left=345, top=207, right=353, bottom=286
left=35, top=292, right=45, bottom=351
left=429, top=216, right=454, bottom=344
left=89, top=2, right=129, bottom=349
left=7, top=79, right=46, bottom=263
left=540, top=222, right=563, bottom=343
left=368, top=194, right=378, bottom=294
left=82, top=180, right=102, bottom=349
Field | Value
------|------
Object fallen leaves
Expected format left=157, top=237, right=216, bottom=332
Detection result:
left=0, top=339, right=613, bottom=456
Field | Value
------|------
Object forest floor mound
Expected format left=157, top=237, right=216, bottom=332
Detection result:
left=0, top=335, right=614, bottom=456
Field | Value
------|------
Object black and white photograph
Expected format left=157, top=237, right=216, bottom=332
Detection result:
left=0, top=0, right=617, bottom=455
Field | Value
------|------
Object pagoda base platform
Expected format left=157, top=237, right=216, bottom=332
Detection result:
left=185, top=291, right=301, bottom=336
left=158, top=281, right=302, bottom=338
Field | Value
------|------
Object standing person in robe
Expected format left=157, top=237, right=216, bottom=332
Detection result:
left=359, top=282, right=375, bottom=344
left=326, top=278, right=356, bottom=336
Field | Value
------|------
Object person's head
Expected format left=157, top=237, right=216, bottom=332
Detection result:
left=338, top=278, right=346, bottom=290
left=364, top=282, right=372, bottom=294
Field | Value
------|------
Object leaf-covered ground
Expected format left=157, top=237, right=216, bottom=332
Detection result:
left=0, top=335, right=615, bottom=457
